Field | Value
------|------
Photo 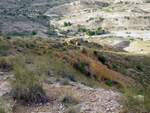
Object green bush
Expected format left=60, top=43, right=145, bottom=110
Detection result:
left=99, top=17, right=104, bottom=22
left=74, top=62, right=85, bottom=73
left=11, top=60, right=48, bottom=104
left=47, top=28, right=57, bottom=36
left=86, top=29, right=95, bottom=36
left=102, top=76, right=123, bottom=89
left=124, top=16, right=130, bottom=20
left=64, top=22, right=68, bottom=27
left=136, top=65, right=143, bottom=71
left=32, top=31, right=37, bottom=35
left=86, top=17, right=94, bottom=22
left=64, top=22, right=71, bottom=27
left=78, top=27, right=86, bottom=32
left=98, top=55, right=106, bottom=64
left=77, top=27, right=105, bottom=36
left=74, top=62, right=87, bottom=74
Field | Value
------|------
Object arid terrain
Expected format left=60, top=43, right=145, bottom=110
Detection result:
left=0, top=0, right=150, bottom=113
left=46, top=0, right=150, bottom=53
left=1, top=0, right=150, bottom=53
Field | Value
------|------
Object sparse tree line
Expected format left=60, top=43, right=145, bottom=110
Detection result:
left=64, top=22, right=72, bottom=27
left=78, top=26, right=105, bottom=36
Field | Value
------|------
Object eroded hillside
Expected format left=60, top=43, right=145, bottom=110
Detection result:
left=45, top=0, right=150, bottom=53
left=0, top=36, right=150, bottom=112
left=1, top=0, right=150, bottom=112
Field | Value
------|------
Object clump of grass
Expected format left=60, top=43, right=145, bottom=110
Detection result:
left=11, top=60, right=48, bottom=104
left=0, top=106, right=5, bottom=113
left=62, top=93, right=78, bottom=107
left=0, top=40, right=12, bottom=56
left=62, top=93, right=80, bottom=113
left=0, top=107, right=5, bottom=113
left=0, top=57, right=12, bottom=71
left=0, top=40, right=11, bottom=51
left=61, top=79, right=70, bottom=85
left=120, top=87, right=150, bottom=112
left=66, top=106, right=80, bottom=113
left=0, top=100, right=6, bottom=113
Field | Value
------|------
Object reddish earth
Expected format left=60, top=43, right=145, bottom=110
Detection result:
left=72, top=51, right=134, bottom=88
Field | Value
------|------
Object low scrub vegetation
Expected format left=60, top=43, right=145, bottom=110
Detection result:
left=0, top=107, right=5, bottom=113
left=74, top=61, right=91, bottom=76
left=74, top=62, right=86, bottom=73
left=64, top=22, right=71, bottom=27
left=62, top=93, right=80, bottom=113
left=98, top=54, right=106, bottom=64
left=0, top=57, right=12, bottom=71
left=11, top=56, right=48, bottom=104
left=101, top=51, right=150, bottom=87
left=86, top=17, right=94, bottom=22
left=77, top=27, right=105, bottom=36
left=0, top=36, right=150, bottom=113
left=124, top=16, right=130, bottom=20
left=102, top=76, right=123, bottom=89
left=0, top=100, right=6, bottom=113
left=0, top=40, right=12, bottom=56
left=0, top=99, right=9, bottom=113
left=121, top=87, right=150, bottom=112
left=66, top=106, right=80, bottom=113
left=99, top=2, right=109, bottom=8
left=99, top=17, right=104, bottom=22
left=146, top=0, right=150, bottom=3
left=62, top=93, right=78, bottom=107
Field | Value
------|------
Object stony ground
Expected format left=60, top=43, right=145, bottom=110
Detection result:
left=0, top=72, right=11, bottom=97
left=0, top=73, right=121, bottom=113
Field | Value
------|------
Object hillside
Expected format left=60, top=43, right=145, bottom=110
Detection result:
left=0, top=36, right=150, bottom=112
left=45, top=0, right=150, bottom=53
left=0, top=0, right=73, bottom=37
left=1, top=0, right=150, bottom=113
left=1, top=0, right=150, bottom=53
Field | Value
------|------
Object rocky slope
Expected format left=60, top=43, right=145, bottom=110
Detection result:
left=14, top=80, right=121, bottom=113
left=0, top=36, right=150, bottom=112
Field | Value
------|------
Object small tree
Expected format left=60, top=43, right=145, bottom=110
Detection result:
left=68, top=22, right=71, bottom=26
left=32, top=31, right=37, bottom=35
left=98, top=55, right=106, bottom=64
left=64, top=22, right=68, bottom=27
